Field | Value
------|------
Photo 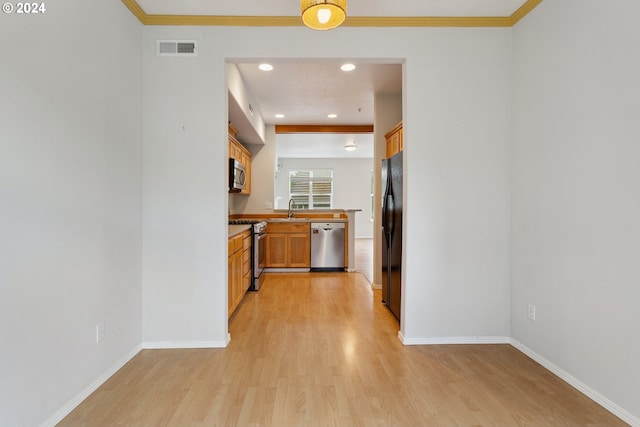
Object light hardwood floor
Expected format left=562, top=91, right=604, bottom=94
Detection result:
left=59, top=273, right=625, bottom=426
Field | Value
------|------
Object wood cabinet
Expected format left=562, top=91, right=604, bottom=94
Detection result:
left=265, top=222, right=310, bottom=268
left=385, top=121, right=403, bottom=158
left=228, top=229, right=251, bottom=318
left=228, top=123, right=251, bottom=195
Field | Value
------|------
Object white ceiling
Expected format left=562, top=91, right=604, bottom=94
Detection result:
left=211, top=0, right=526, bottom=158
left=137, top=0, right=528, bottom=18
left=232, top=60, right=392, bottom=159
left=236, top=61, right=402, bottom=126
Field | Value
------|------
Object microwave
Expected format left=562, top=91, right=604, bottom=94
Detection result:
left=229, top=158, right=246, bottom=192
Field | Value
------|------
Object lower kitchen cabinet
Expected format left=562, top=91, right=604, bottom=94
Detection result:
left=228, top=230, right=251, bottom=318
left=265, top=222, right=310, bottom=268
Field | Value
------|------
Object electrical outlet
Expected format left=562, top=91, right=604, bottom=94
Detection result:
left=265, top=202, right=273, bottom=209
left=96, top=322, right=105, bottom=343
left=527, top=304, right=536, bottom=321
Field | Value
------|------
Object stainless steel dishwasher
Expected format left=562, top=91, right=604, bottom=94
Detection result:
left=310, top=222, right=346, bottom=271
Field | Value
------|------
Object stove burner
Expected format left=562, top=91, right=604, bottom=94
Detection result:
left=228, top=219, right=260, bottom=225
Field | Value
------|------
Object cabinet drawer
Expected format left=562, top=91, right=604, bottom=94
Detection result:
left=267, top=222, right=310, bottom=233
left=235, top=236, right=244, bottom=252
left=243, top=257, right=251, bottom=276
left=228, top=234, right=243, bottom=254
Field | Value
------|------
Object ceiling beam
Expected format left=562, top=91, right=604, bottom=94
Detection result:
left=275, top=125, right=374, bottom=134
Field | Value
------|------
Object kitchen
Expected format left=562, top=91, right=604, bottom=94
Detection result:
left=226, top=60, right=403, bottom=319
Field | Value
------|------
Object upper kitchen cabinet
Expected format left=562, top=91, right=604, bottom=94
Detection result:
left=228, top=122, right=251, bottom=195
left=385, top=121, right=403, bottom=158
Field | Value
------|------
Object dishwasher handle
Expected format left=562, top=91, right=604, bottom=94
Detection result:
left=311, top=223, right=346, bottom=231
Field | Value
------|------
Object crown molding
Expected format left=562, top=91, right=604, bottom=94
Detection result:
left=509, top=0, right=543, bottom=25
left=121, top=0, right=543, bottom=27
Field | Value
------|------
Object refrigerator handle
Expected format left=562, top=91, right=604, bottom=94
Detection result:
left=382, top=194, right=387, bottom=232
left=385, top=193, right=395, bottom=237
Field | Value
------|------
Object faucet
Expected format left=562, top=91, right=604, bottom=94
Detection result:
left=288, top=198, right=294, bottom=218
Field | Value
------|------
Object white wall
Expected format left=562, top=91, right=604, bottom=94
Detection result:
left=142, top=32, right=228, bottom=346
left=141, top=25, right=511, bottom=346
left=0, top=2, right=143, bottom=425
left=401, top=30, right=512, bottom=341
left=275, top=158, right=374, bottom=237
left=511, top=0, right=640, bottom=422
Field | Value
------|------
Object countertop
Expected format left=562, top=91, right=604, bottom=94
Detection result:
left=228, top=224, right=251, bottom=238
left=267, top=218, right=347, bottom=223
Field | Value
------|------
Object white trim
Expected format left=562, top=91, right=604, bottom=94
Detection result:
left=370, top=282, right=382, bottom=290
left=401, top=335, right=511, bottom=345
left=40, top=344, right=142, bottom=427
left=141, top=338, right=230, bottom=349
left=510, top=339, right=639, bottom=427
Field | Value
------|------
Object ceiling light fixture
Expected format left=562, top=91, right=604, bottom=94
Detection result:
left=344, top=141, right=357, bottom=151
left=340, top=63, right=356, bottom=71
left=328, top=113, right=337, bottom=119
left=301, top=0, right=346, bottom=31
left=258, top=63, right=273, bottom=71
left=275, top=114, right=285, bottom=118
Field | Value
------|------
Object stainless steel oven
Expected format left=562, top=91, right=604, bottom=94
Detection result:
left=252, top=221, right=267, bottom=290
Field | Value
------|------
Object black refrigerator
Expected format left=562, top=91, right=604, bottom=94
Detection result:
left=381, top=151, right=402, bottom=321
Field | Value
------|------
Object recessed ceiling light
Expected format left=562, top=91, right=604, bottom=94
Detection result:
left=340, top=63, right=356, bottom=71
left=328, top=113, right=337, bottom=119
left=344, top=141, right=357, bottom=151
left=258, top=63, right=273, bottom=71
left=275, top=114, right=285, bottom=118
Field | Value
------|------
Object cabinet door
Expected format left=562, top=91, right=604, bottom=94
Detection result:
left=228, top=234, right=247, bottom=318
left=266, top=233, right=287, bottom=267
left=240, top=150, right=251, bottom=195
left=229, top=141, right=238, bottom=160
left=232, top=248, right=243, bottom=312
left=386, top=131, right=400, bottom=158
left=228, top=249, right=243, bottom=317
left=228, top=253, right=234, bottom=317
left=288, top=233, right=310, bottom=267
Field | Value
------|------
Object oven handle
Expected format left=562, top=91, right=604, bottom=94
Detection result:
left=256, top=232, right=267, bottom=240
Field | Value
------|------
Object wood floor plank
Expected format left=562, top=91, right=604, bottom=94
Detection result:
left=58, top=272, right=626, bottom=426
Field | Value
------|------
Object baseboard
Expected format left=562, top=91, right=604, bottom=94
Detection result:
left=370, top=282, right=382, bottom=290
left=510, top=339, right=639, bottom=427
left=40, top=344, right=142, bottom=427
left=142, top=338, right=230, bottom=349
left=401, top=335, right=511, bottom=345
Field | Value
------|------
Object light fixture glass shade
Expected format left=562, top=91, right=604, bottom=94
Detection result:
left=301, top=0, right=346, bottom=30
left=344, top=142, right=357, bottom=151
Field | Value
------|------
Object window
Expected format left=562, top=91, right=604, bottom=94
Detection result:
left=289, top=169, right=333, bottom=209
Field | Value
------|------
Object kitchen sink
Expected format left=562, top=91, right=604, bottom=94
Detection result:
left=268, top=217, right=310, bottom=222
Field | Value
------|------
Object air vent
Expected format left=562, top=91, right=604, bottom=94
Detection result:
left=156, top=40, right=197, bottom=57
